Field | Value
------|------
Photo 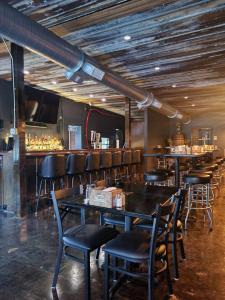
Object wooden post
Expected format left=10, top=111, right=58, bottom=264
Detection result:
left=125, top=98, right=131, bottom=148
left=11, top=43, right=26, bottom=216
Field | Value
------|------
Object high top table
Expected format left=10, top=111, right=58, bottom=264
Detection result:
left=144, top=152, right=208, bottom=189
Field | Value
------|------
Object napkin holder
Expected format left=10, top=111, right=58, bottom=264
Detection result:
left=89, top=187, right=124, bottom=208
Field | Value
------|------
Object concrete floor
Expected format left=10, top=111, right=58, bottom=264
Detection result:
left=0, top=188, right=225, bottom=300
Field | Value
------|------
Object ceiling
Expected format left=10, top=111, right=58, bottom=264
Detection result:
left=1, top=0, right=225, bottom=122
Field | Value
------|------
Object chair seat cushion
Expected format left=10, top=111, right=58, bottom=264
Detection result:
left=103, top=231, right=166, bottom=261
left=183, top=173, right=210, bottom=184
left=63, top=224, right=118, bottom=251
left=144, top=171, right=168, bottom=182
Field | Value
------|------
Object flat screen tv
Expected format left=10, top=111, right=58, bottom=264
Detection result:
left=24, top=86, right=59, bottom=124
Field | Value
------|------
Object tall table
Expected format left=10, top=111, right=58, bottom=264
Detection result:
left=144, top=152, right=208, bottom=189
left=60, top=184, right=177, bottom=231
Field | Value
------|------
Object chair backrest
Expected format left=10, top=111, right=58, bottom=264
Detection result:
left=149, top=201, right=175, bottom=265
left=100, top=151, right=112, bottom=169
left=51, top=188, right=76, bottom=241
left=123, top=150, right=132, bottom=165
left=112, top=151, right=122, bottom=167
left=66, top=153, right=86, bottom=175
left=39, top=155, right=66, bottom=178
left=85, top=152, right=100, bottom=171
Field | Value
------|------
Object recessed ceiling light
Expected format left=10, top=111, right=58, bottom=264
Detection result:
left=51, top=80, right=57, bottom=85
left=191, top=104, right=196, bottom=107
left=172, top=84, right=176, bottom=88
left=184, top=96, right=189, bottom=99
left=101, top=98, right=106, bottom=102
left=24, top=70, right=30, bottom=75
left=154, top=66, right=160, bottom=71
left=124, top=35, right=131, bottom=41
left=89, top=94, right=94, bottom=98
left=73, top=87, right=77, bottom=92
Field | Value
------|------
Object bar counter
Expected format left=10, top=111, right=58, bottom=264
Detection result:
left=25, top=148, right=129, bottom=157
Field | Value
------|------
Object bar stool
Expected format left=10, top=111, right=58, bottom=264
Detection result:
left=66, top=153, right=86, bottom=187
left=144, top=170, right=168, bottom=186
left=100, top=151, right=112, bottom=181
left=183, top=173, right=212, bottom=230
left=85, top=152, right=100, bottom=184
left=111, top=151, right=122, bottom=182
left=36, top=155, right=66, bottom=214
left=122, top=150, right=132, bottom=179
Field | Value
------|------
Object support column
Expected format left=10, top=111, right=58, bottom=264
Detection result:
left=125, top=98, right=131, bottom=148
left=11, top=43, right=26, bottom=216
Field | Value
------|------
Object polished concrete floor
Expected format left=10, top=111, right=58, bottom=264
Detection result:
left=0, top=188, right=225, bottom=300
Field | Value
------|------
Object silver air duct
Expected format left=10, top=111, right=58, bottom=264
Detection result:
left=0, top=2, right=190, bottom=123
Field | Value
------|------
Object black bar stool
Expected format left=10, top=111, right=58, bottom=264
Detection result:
left=36, top=155, right=66, bottom=214
left=111, top=151, right=122, bottom=182
left=122, top=149, right=132, bottom=179
left=100, top=151, right=112, bottom=181
left=66, top=153, right=86, bottom=187
left=85, top=152, right=100, bottom=184
left=144, top=170, right=169, bottom=186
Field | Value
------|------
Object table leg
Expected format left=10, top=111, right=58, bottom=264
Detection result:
left=80, top=207, right=86, bottom=225
left=175, top=157, right=180, bottom=189
left=124, top=215, right=131, bottom=231
left=35, top=157, right=38, bottom=200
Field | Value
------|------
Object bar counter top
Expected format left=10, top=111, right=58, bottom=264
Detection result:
left=25, top=148, right=131, bottom=157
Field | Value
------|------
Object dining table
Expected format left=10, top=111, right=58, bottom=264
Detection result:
left=60, top=184, right=178, bottom=231
left=143, top=152, right=209, bottom=189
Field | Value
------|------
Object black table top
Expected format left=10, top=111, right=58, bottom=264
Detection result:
left=143, top=152, right=210, bottom=158
left=60, top=184, right=177, bottom=220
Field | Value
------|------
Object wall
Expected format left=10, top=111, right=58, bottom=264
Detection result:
left=131, top=121, right=144, bottom=148
left=144, top=109, right=170, bottom=171
left=169, top=116, right=225, bottom=156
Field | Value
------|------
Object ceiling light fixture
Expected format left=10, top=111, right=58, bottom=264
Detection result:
left=154, top=66, right=160, bottom=71
left=124, top=35, right=131, bottom=41
left=51, top=80, right=57, bottom=85
left=89, top=94, right=94, bottom=98
left=24, top=70, right=30, bottom=75
left=89, top=102, right=92, bottom=106
left=184, top=96, right=189, bottom=99
left=172, top=84, right=176, bottom=88
left=73, top=87, right=77, bottom=92
left=191, top=104, right=196, bottom=107
left=101, top=98, right=106, bottom=102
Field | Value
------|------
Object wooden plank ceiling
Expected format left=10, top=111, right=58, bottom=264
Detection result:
left=1, top=0, right=225, bottom=122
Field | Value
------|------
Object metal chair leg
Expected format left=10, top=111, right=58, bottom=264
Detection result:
left=147, top=259, right=154, bottom=300
left=52, top=243, right=63, bottom=289
left=84, top=251, right=91, bottom=300
left=165, top=251, right=173, bottom=296
left=179, top=239, right=186, bottom=259
left=35, top=178, right=43, bottom=215
left=171, top=236, right=179, bottom=279
left=104, top=252, right=110, bottom=300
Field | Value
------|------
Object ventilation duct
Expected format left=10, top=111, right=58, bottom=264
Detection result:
left=0, top=2, right=190, bottom=123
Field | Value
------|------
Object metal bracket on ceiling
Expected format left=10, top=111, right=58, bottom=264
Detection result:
left=65, top=51, right=85, bottom=82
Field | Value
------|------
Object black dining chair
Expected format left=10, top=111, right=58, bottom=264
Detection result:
left=135, top=189, right=186, bottom=279
left=103, top=201, right=175, bottom=300
left=51, top=188, right=119, bottom=300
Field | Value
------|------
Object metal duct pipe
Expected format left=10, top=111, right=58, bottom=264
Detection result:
left=0, top=2, right=190, bottom=123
